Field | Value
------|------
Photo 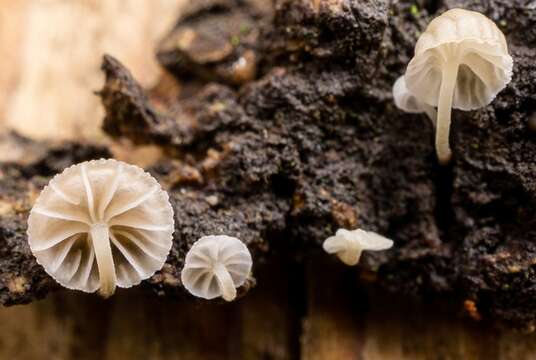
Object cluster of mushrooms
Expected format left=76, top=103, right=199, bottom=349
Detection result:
left=26, top=9, right=513, bottom=301
left=27, top=159, right=252, bottom=300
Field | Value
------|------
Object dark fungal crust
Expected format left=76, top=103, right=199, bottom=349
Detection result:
left=97, top=0, right=536, bottom=329
left=1, top=0, right=535, bottom=330
left=156, top=0, right=273, bottom=86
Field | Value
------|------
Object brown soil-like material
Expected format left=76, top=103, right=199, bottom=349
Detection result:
left=0, top=0, right=534, bottom=329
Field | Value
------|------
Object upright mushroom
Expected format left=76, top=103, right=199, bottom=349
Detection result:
left=27, top=159, right=175, bottom=298
left=404, top=8, right=513, bottom=164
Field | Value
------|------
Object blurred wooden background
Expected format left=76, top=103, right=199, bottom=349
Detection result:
left=0, top=0, right=183, bottom=140
left=1, top=1, right=536, bottom=359
left=2, top=257, right=536, bottom=360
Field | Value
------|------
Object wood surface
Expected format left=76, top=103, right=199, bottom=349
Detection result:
left=1, top=258, right=536, bottom=359
left=1, top=1, right=536, bottom=359
left=0, top=0, right=184, bottom=140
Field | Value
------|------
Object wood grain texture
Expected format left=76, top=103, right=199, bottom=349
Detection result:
left=301, top=258, right=364, bottom=360
left=238, top=260, right=298, bottom=360
left=2, top=261, right=536, bottom=359
left=0, top=262, right=294, bottom=360
left=302, top=260, right=536, bottom=360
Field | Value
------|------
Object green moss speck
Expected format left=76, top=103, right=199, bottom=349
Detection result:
left=410, top=4, right=419, bottom=17
left=239, top=24, right=250, bottom=35
left=231, top=35, right=240, bottom=46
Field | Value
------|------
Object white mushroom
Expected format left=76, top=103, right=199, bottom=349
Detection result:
left=322, top=228, right=393, bottom=266
left=27, top=159, right=175, bottom=298
left=181, top=235, right=252, bottom=301
left=404, top=8, right=513, bottom=164
left=393, top=76, right=437, bottom=126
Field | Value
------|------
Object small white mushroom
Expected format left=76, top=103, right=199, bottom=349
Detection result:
left=322, top=228, right=393, bottom=266
left=181, top=235, right=252, bottom=302
left=393, top=76, right=437, bottom=126
left=27, top=159, right=174, bottom=298
left=404, top=8, right=513, bottom=164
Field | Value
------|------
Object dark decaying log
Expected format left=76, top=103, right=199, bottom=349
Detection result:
left=0, top=0, right=535, bottom=330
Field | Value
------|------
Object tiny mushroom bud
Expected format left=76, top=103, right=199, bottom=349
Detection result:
left=181, top=235, right=252, bottom=302
left=27, top=159, right=174, bottom=298
left=404, top=8, right=513, bottom=164
left=323, top=228, right=393, bottom=266
left=393, top=76, right=437, bottom=126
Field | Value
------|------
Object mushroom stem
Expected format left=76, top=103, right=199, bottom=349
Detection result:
left=213, top=262, right=236, bottom=301
left=339, top=248, right=362, bottom=266
left=436, top=61, right=459, bottom=165
left=323, top=236, right=362, bottom=265
left=90, top=223, right=117, bottom=298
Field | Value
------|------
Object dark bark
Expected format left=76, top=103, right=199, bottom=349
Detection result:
left=1, top=0, right=535, bottom=330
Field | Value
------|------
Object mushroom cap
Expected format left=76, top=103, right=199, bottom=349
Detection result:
left=393, top=76, right=429, bottom=114
left=27, top=159, right=174, bottom=295
left=181, top=235, right=252, bottom=300
left=405, top=8, right=513, bottom=111
left=323, top=228, right=393, bottom=266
